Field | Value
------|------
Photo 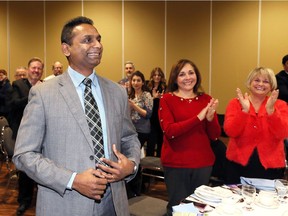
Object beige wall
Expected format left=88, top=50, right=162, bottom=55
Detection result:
left=0, top=2, right=8, bottom=71
left=0, top=1, right=288, bottom=113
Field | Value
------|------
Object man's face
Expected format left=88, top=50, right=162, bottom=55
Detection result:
left=53, top=62, right=63, bottom=76
left=15, top=68, right=27, bottom=80
left=125, top=63, right=135, bottom=79
left=63, top=24, right=103, bottom=73
left=27, top=61, right=43, bottom=81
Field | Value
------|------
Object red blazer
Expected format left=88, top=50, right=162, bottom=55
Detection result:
left=224, top=97, right=288, bottom=169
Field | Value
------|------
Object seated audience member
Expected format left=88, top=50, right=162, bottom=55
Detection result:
left=159, top=59, right=221, bottom=216
left=43, top=61, right=63, bottom=81
left=127, top=70, right=153, bottom=198
left=14, top=66, right=28, bottom=80
left=118, top=61, right=135, bottom=94
left=0, top=69, right=12, bottom=118
left=146, top=67, right=166, bottom=157
left=224, top=67, right=288, bottom=184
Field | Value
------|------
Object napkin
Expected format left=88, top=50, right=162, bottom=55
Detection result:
left=240, top=177, right=275, bottom=191
left=172, top=203, right=199, bottom=215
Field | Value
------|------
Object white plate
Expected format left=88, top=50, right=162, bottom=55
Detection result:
left=255, top=197, right=279, bottom=209
left=194, top=190, right=222, bottom=203
left=215, top=205, right=243, bottom=216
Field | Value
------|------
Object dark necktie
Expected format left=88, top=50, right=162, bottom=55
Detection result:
left=83, top=78, right=104, bottom=163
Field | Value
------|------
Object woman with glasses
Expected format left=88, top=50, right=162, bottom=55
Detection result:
left=224, top=67, right=288, bottom=184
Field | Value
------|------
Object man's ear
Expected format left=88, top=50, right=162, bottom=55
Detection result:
left=61, top=43, right=70, bottom=57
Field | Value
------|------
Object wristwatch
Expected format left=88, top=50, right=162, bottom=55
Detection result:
left=132, top=162, right=138, bottom=174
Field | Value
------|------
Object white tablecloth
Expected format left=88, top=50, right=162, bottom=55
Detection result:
left=174, top=185, right=288, bottom=216
left=209, top=200, right=288, bottom=216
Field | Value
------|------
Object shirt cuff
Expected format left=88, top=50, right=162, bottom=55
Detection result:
left=66, top=172, right=77, bottom=190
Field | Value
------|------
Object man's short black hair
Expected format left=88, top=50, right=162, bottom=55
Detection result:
left=282, top=55, right=288, bottom=65
left=61, top=16, right=94, bottom=45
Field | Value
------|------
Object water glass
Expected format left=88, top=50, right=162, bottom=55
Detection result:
left=241, top=185, right=256, bottom=211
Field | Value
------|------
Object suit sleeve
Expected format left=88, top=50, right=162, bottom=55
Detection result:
left=12, top=86, right=73, bottom=196
left=118, top=88, right=141, bottom=181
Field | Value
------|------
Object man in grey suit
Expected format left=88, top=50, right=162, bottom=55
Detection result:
left=13, top=16, right=140, bottom=216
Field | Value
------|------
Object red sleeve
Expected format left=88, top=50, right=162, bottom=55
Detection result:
left=224, top=98, right=249, bottom=138
left=206, top=115, right=222, bottom=140
left=267, top=100, right=288, bottom=139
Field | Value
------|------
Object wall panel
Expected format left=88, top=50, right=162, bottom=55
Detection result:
left=0, top=2, right=8, bottom=73
left=124, top=1, right=165, bottom=80
left=212, top=1, right=259, bottom=113
left=45, top=1, right=82, bottom=78
left=85, top=1, right=122, bottom=81
left=9, top=1, right=45, bottom=79
left=166, top=1, right=210, bottom=92
left=260, top=1, right=288, bottom=74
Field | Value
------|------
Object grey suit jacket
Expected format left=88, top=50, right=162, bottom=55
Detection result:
left=13, top=72, right=140, bottom=216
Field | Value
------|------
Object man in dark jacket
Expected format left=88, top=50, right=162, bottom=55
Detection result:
left=9, top=57, right=44, bottom=215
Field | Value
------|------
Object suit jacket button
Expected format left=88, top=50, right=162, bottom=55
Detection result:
left=89, top=155, right=94, bottom=160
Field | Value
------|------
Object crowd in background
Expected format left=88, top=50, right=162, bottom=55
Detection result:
left=118, top=55, right=288, bottom=216
left=1, top=53, right=288, bottom=216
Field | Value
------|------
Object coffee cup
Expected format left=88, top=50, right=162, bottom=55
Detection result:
left=258, top=190, right=276, bottom=206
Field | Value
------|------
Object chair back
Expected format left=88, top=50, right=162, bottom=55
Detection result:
left=1, top=126, right=15, bottom=157
left=0, top=116, right=9, bottom=130
left=0, top=116, right=15, bottom=157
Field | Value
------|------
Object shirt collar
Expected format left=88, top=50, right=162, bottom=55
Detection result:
left=67, top=66, right=99, bottom=88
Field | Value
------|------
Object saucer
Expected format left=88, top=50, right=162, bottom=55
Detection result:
left=215, top=205, right=242, bottom=216
left=255, top=197, right=279, bottom=209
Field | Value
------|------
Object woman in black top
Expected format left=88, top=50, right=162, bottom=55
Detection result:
left=146, top=67, right=167, bottom=157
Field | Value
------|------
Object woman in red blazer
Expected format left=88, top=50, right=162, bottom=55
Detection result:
left=224, top=67, right=288, bottom=184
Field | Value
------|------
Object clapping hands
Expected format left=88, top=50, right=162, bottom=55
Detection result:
left=266, top=89, right=279, bottom=115
left=236, top=88, right=250, bottom=113
left=152, top=88, right=164, bottom=99
left=197, top=98, right=219, bottom=122
left=236, top=87, right=278, bottom=115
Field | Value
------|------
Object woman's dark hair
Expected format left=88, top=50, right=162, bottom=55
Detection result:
left=61, top=16, right=94, bottom=45
left=147, top=67, right=166, bottom=93
left=128, top=71, right=149, bottom=99
left=167, top=59, right=203, bottom=94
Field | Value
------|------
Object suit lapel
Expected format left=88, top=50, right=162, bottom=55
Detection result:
left=58, top=72, right=94, bottom=151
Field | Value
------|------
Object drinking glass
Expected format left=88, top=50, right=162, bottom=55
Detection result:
left=241, top=185, right=256, bottom=211
left=275, top=179, right=288, bottom=204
